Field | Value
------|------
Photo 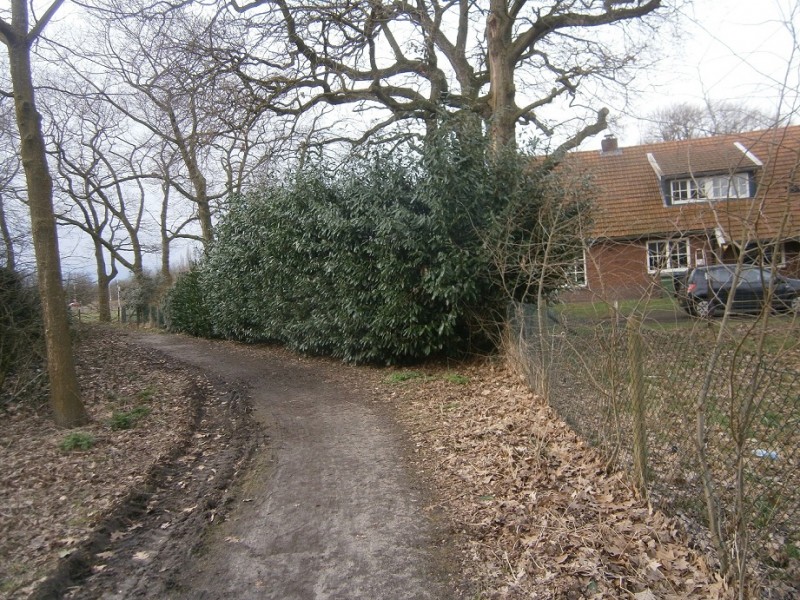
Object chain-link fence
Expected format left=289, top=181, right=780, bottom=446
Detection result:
left=507, top=301, right=800, bottom=596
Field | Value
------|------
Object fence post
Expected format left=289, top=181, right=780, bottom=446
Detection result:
left=536, top=302, right=551, bottom=399
left=627, top=314, right=648, bottom=498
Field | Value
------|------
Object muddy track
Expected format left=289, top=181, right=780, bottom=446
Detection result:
left=37, top=332, right=460, bottom=599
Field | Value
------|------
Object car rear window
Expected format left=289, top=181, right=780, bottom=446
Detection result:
left=705, top=266, right=773, bottom=285
left=707, top=267, right=734, bottom=284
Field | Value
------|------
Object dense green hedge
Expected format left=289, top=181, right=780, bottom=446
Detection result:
left=166, top=134, right=590, bottom=363
left=163, top=267, right=213, bottom=338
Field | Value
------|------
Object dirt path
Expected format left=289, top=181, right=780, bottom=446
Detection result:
left=115, top=333, right=458, bottom=600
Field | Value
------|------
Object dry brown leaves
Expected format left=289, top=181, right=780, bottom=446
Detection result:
left=0, top=326, right=199, bottom=599
left=2, top=327, right=731, bottom=599
left=386, top=361, right=728, bottom=599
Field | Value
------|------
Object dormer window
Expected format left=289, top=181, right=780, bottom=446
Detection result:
left=669, top=173, right=751, bottom=204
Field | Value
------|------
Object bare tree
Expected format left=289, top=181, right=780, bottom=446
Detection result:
left=0, top=187, right=14, bottom=269
left=642, top=100, right=777, bottom=142
left=58, top=5, right=293, bottom=248
left=47, top=90, right=160, bottom=320
left=215, top=0, right=667, bottom=153
left=151, top=141, right=206, bottom=285
left=0, top=100, right=20, bottom=270
left=0, top=0, right=87, bottom=427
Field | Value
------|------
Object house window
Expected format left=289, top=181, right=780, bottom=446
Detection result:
left=568, top=251, right=587, bottom=287
left=707, top=174, right=749, bottom=199
left=743, top=241, right=786, bottom=268
left=669, top=173, right=751, bottom=204
left=670, top=179, right=700, bottom=202
left=647, top=239, right=689, bottom=273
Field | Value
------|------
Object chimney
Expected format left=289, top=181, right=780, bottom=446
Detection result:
left=601, top=134, right=619, bottom=154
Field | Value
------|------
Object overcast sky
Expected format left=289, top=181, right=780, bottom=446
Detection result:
left=49, top=0, right=800, bottom=277
left=613, top=0, right=799, bottom=145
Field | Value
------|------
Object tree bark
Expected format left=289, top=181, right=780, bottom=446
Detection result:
left=0, top=192, right=15, bottom=269
left=168, top=106, right=214, bottom=247
left=486, top=1, right=517, bottom=152
left=93, top=239, right=116, bottom=323
left=96, top=273, right=112, bottom=322
left=2, top=0, right=87, bottom=427
left=160, top=181, right=173, bottom=285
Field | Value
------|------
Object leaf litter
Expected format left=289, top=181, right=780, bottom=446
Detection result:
left=384, top=360, right=726, bottom=599
left=1, top=327, right=729, bottom=599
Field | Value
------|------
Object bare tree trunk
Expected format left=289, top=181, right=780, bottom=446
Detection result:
left=160, top=181, right=172, bottom=285
left=96, top=273, right=112, bottom=322
left=2, top=1, right=87, bottom=427
left=93, top=240, right=116, bottom=323
left=168, top=107, right=214, bottom=247
left=627, top=315, right=648, bottom=499
left=0, top=192, right=15, bottom=269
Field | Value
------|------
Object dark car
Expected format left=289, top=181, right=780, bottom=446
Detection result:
left=675, top=264, right=800, bottom=318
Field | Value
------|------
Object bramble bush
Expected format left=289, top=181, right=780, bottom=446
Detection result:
left=0, top=267, right=43, bottom=396
left=166, top=133, right=589, bottom=363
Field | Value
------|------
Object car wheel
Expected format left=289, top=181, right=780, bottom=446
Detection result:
left=695, top=299, right=714, bottom=319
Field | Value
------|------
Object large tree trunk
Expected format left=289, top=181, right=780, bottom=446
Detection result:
left=96, top=273, right=112, bottom=322
left=5, top=6, right=87, bottom=427
left=486, top=1, right=517, bottom=152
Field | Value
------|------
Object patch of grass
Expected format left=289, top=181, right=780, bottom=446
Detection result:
left=105, top=390, right=121, bottom=402
left=444, top=373, right=470, bottom=385
left=110, top=406, right=151, bottom=431
left=752, top=492, right=782, bottom=528
left=786, top=543, right=800, bottom=560
left=555, top=297, right=679, bottom=320
left=385, top=371, right=425, bottom=384
left=59, top=432, right=96, bottom=451
left=707, top=404, right=730, bottom=430
left=760, top=411, right=781, bottom=429
left=137, top=386, right=155, bottom=402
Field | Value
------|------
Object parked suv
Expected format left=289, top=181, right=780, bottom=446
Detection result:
left=675, top=265, right=800, bottom=318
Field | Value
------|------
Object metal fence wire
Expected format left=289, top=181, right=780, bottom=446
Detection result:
left=507, top=301, right=800, bottom=595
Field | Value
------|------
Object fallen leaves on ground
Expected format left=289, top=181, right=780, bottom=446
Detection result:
left=384, top=361, right=727, bottom=599
left=0, top=326, right=198, bottom=599
left=2, top=328, right=730, bottom=599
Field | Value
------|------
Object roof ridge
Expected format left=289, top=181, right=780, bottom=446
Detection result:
left=574, top=123, right=800, bottom=157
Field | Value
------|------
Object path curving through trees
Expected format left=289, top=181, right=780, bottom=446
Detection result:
left=125, top=333, right=458, bottom=600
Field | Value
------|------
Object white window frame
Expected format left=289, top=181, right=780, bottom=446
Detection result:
left=670, top=179, right=701, bottom=202
left=568, top=250, right=587, bottom=287
left=669, top=173, right=750, bottom=204
left=647, top=239, right=690, bottom=273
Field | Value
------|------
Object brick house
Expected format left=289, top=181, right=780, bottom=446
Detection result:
left=563, top=125, right=800, bottom=301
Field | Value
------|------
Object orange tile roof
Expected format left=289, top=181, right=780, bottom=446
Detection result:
left=565, top=126, right=800, bottom=243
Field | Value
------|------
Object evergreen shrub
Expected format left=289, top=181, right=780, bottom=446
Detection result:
left=167, top=132, right=590, bottom=363
left=163, top=267, right=213, bottom=338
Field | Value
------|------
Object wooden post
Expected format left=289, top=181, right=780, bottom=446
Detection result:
left=627, top=314, right=648, bottom=498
